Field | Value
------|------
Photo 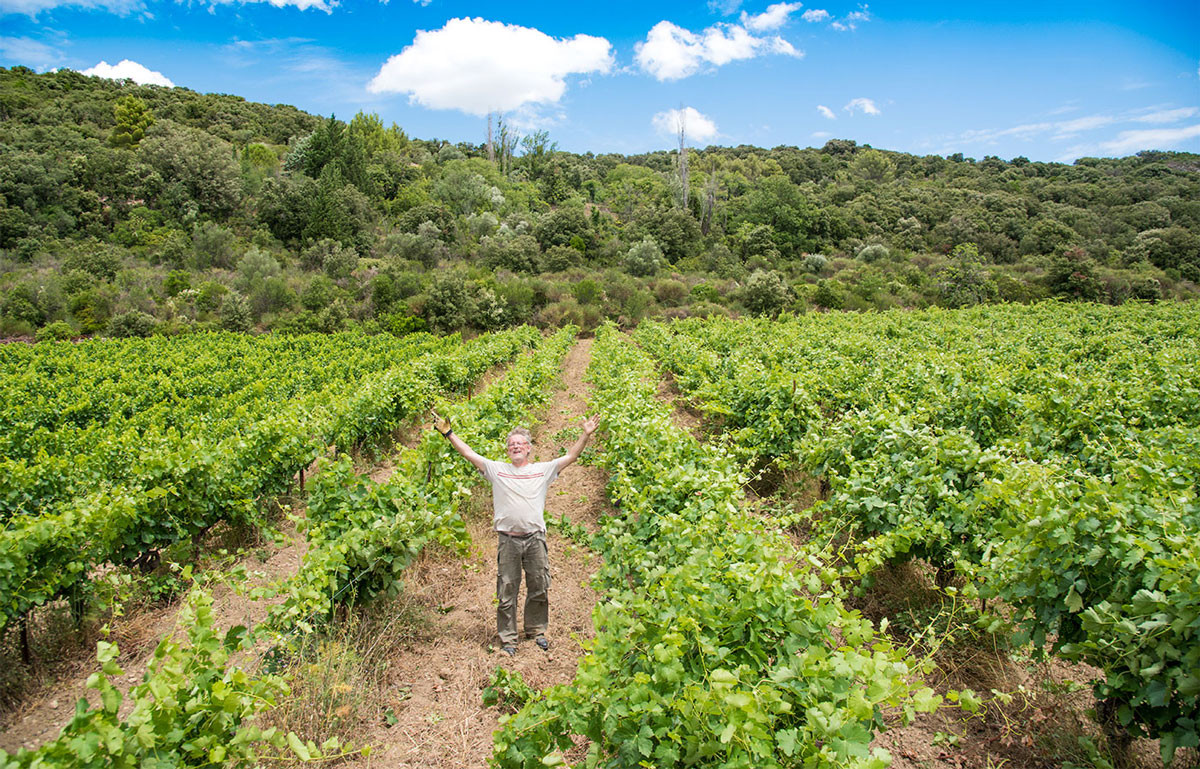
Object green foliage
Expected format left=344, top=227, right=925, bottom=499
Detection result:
left=109, top=95, right=153, bottom=149
left=937, top=242, right=999, bottom=308
left=740, top=269, right=790, bottom=316
left=623, top=236, right=664, bottom=277
left=35, top=320, right=74, bottom=342
left=639, top=303, right=1200, bottom=757
left=0, top=591, right=292, bottom=768
left=424, top=271, right=476, bottom=332
left=106, top=310, right=159, bottom=338
left=219, top=292, right=253, bottom=332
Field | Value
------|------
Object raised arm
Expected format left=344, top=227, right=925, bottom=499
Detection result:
left=557, top=414, right=601, bottom=471
left=433, top=410, right=488, bottom=472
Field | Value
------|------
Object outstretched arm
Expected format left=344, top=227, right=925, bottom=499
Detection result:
left=557, top=414, right=600, bottom=471
left=433, top=410, right=488, bottom=473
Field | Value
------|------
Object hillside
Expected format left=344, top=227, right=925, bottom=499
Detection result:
left=2, top=66, right=1199, bottom=340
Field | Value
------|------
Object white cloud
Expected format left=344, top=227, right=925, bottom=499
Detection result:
left=1133, top=107, right=1198, bottom=124
left=1098, top=124, right=1200, bottom=155
left=831, top=3, right=870, bottom=31
left=635, top=19, right=801, bottom=81
left=367, top=17, right=613, bottom=117
left=843, top=97, right=880, bottom=115
left=801, top=8, right=829, bottom=21
left=740, top=2, right=802, bottom=32
left=811, top=131, right=832, bottom=139
left=816, top=104, right=835, bottom=120
left=652, top=106, right=720, bottom=143
left=0, top=36, right=63, bottom=68
left=81, top=59, right=174, bottom=87
left=943, top=105, right=1200, bottom=160
left=206, top=0, right=337, bottom=11
left=3, top=0, right=334, bottom=12
left=0, top=0, right=140, bottom=14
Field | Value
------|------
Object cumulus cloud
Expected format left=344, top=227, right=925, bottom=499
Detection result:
left=843, top=97, right=880, bottom=115
left=367, top=17, right=613, bottom=116
left=635, top=19, right=801, bottom=81
left=739, top=2, right=802, bottom=32
left=801, top=8, right=829, bottom=21
left=817, top=104, right=835, bottom=120
left=652, top=106, right=720, bottom=144
left=82, top=59, right=174, bottom=87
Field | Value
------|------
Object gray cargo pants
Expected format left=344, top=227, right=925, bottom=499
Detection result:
left=496, top=531, right=550, bottom=645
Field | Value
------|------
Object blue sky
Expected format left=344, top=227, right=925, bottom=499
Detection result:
left=3, top=0, right=1198, bottom=162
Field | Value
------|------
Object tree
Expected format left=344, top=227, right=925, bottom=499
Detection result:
left=741, top=269, right=790, bottom=316
left=623, top=237, right=665, bottom=277
left=138, top=121, right=241, bottom=218
left=730, top=176, right=817, bottom=257
left=424, top=271, right=476, bottom=332
left=937, top=243, right=999, bottom=308
left=111, top=96, right=154, bottom=149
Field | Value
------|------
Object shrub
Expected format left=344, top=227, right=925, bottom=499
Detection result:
left=195, top=281, right=227, bottom=314
left=542, top=245, right=580, bottom=272
left=812, top=279, right=846, bottom=310
left=219, top=292, right=253, bottom=332
left=64, top=247, right=121, bottom=282
left=623, top=237, right=664, bottom=277
left=689, top=282, right=720, bottom=303
left=163, top=270, right=191, bottom=297
left=384, top=312, right=427, bottom=336
left=572, top=279, right=602, bottom=306
left=35, top=320, right=74, bottom=342
left=741, top=269, right=790, bottom=316
left=424, top=271, right=475, bottom=332
left=800, top=253, right=829, bottom=274
left=653, top=278, right=688, bottom=307
left=107, top=310, right=159, bottom=338
left=857, top=243, right=890, bottom=263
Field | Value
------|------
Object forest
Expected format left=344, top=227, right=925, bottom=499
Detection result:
left=2, top=65, right=1198, bottom=340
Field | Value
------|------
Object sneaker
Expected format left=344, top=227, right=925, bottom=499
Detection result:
left=534, top=635, right=549, bottom=651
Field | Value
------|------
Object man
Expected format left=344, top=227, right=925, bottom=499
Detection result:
left=433, top=411, right=600, bottom=656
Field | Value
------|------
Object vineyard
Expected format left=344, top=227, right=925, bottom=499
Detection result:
left=1, top=301, right=1197, bottom=768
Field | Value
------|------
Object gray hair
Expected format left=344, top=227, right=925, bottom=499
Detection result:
left=506, top=427, right=532, bottom=444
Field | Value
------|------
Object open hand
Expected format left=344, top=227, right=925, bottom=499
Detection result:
left=582, top=414, right=601, bottom=435
left=431, top=410, right=452, bottom=436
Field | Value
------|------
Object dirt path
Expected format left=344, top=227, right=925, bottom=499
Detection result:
left=359, top=338, right=608, bottom=769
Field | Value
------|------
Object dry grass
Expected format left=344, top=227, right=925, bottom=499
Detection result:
left=262, top=592, right=432, bottom=756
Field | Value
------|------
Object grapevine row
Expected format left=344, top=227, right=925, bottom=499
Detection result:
left=267, top=325, right=578, bottom=632
left=0, top=326, right=541, bottom=635
left=639, top=305, right=1200, bottom=762
left=492, top=325, right=937, bottom=769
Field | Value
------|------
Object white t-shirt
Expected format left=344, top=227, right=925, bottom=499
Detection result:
left=480, top=458, right=560, bottom=534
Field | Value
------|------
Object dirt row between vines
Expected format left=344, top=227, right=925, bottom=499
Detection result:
left=1, top=340, right=609, bottom=767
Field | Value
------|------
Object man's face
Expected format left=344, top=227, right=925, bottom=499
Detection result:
left=506, top=436, right=532, bottom=465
